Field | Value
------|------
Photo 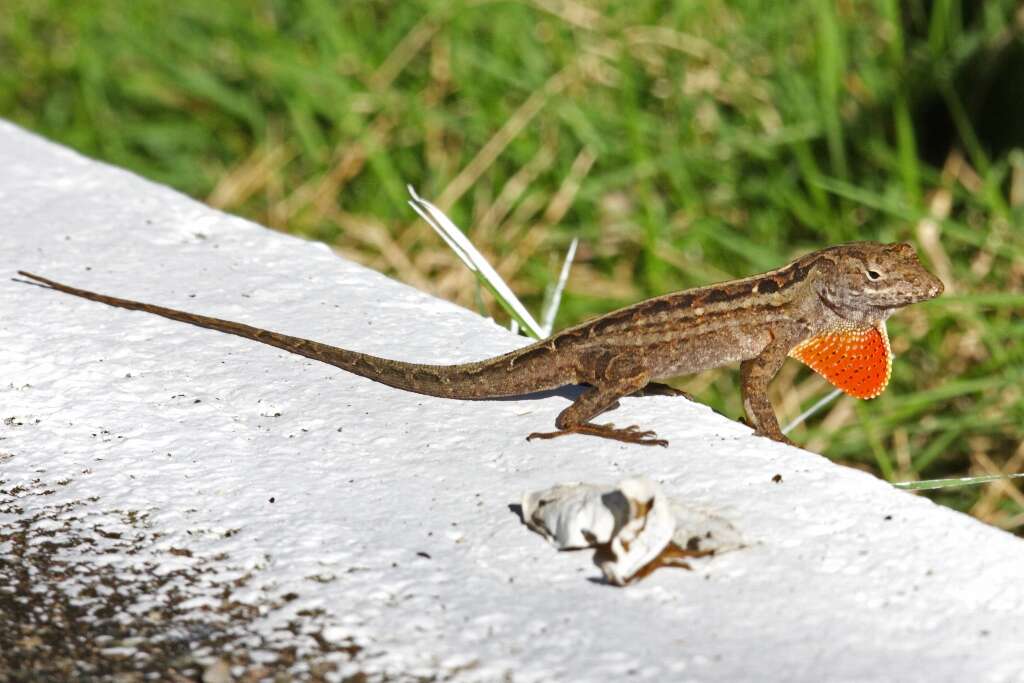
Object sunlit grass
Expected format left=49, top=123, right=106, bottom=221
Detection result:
left=1, top=0, right=1021, bottom=532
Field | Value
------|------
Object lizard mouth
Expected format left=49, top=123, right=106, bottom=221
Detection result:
left=869, top=290, right=939, bottom=309
left=820, top=292, right=895, bottom=320
left=868, top=299, right=918, bottom=311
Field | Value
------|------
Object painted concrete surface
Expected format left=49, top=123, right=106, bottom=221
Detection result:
left=1, top=120, right=1022, bottom=681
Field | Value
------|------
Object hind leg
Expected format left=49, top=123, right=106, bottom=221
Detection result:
left=526, top=377, right=668, bottom=447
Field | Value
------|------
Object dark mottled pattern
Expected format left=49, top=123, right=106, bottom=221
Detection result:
left=569, top=254, right=822, bottom=343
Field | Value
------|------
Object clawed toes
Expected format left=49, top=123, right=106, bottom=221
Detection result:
left=525, top=423, right=669, bottom=447
left=622, top=424, right=658, bottom=438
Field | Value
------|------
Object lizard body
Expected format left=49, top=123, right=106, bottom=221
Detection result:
left=17, top=241, right=942, bottom=447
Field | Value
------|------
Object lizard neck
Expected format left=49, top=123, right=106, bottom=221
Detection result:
left=813, top=289, right=890, bottom=330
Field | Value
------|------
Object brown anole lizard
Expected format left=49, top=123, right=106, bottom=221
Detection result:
left=17, top=241, right=942, bottom=447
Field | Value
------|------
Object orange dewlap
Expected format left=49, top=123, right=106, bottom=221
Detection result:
left=788, top=322, right=892, bottom=399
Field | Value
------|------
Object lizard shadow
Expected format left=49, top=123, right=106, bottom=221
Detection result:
left=12, top=275, right=53, bottom=289
left=481, top=385, right=584, bottom=403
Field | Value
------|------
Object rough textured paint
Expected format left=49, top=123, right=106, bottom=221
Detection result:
left=2, top=121, right=1023, bottom=681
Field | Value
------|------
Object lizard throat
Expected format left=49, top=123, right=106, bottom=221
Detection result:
left=818, top=291, right=848, bottom=319
left=818, top=291, right=893, bottom=325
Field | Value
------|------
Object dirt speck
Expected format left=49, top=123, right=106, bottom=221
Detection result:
left=1, top=481, right=367, bottom=680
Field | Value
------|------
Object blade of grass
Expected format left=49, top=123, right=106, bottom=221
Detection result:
left=857, top=401, right=895, bottom=481
left=910, top=426, right=962, bottom=473
left=782, top=388, right=843, bottom=435
left=882, top=0, right=921, bottom=206
left=540, top=237, right=578, bottom=337
left=894, top=473, right=1024, bottom=492
left=407, top=185, right=546, bottom=339
left=814, top=0, right=848, bottom=180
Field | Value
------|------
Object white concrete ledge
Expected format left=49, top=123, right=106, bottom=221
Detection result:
left=1, top=120, right=1023, bottom=681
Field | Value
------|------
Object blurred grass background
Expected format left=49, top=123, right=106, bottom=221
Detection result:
left=1, top=0, right=1022, bottom=531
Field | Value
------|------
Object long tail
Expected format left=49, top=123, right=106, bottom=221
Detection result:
left=16, top=271, right=567, bottom=399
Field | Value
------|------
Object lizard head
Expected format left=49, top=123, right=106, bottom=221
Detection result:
left=812, top=242, right=944, bottom=323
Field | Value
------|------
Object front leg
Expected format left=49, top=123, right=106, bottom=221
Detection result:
left=739, top=339, right=794, bottom=445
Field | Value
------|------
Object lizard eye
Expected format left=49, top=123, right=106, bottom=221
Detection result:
left=866, top=269, right=881, bottom=280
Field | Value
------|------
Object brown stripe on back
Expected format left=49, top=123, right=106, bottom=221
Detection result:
left=682, top=255, right=821, bottom=306
left=583, top=293, right=693, bottom=337
left=548, top=252, right=824, bottom=344
left=576, top=301, right=793, bottom=348
left=696, top=287, right=734, bottom=304
left=638, top=297, right=683, bottom=316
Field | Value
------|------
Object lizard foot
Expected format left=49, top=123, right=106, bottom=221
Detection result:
left=527, top=422, right=668, bottom=447
left=753, top=429, right=797, bottom=447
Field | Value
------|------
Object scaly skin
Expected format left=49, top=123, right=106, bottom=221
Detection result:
left=17, top=241, right=943, bottom=447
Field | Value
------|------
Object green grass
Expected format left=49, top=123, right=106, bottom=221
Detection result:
left=2, top=0, right=1022, bottom=532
